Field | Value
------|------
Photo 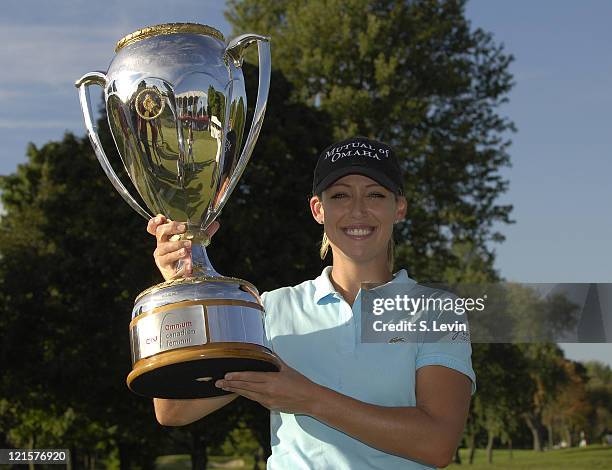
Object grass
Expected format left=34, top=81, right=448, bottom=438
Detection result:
left=156, top=454, right=264, bottom=470
left=156, top=445, right=612, bottom=469
left=448, top=445, right=612, bottom=469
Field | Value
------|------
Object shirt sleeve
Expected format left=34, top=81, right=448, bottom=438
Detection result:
left=260, top=291, right=274, bottom=352
left=415, top=297, right=477, bottom=395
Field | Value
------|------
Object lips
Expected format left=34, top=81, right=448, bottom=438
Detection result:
left=342, top=225, right=376, bottom=239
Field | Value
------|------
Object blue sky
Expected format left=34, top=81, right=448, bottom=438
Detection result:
left=0, top=0, right=610, bottom=365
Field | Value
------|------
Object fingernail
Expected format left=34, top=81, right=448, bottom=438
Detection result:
left=183, top=241, right=191, bottom=248
left=224, top=373, right=233, bottom=380
left=178, top=224, right=186, bottom=231
left=179, top=248, right=186, bottom=255
left=215, top=380, right=223, bottom=388
left=155, top=217, right=160, bottom=223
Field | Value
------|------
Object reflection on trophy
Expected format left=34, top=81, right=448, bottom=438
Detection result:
left=75, top=23, right=279, bottom=398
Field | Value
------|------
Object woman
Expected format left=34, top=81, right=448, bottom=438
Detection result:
left=148, top=137, right=475, bottom=469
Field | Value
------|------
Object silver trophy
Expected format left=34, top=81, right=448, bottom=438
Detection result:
left=76, top=23, right=279, bottom=399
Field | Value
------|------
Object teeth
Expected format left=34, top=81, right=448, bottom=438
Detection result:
left=345, top=228, right=373, bottom=236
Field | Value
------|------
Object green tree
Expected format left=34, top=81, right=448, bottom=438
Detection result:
left=0, top=128, right=167, bottom=468
left=541, top=359, right=591, bottom=448
left=466, top=344, right=533, bottom=464
left=585, top=361, right=612, bottom=444
left=227, top=0, right=515, bottom=282
left=518, top=344, right=569, bottom=452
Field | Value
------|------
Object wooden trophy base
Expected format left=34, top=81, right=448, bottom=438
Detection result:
left=127, top=342, right=280, bottom=399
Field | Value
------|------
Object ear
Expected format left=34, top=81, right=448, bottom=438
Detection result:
left=309, top=195, right=325, bottom=224
left=395, top=195, right=407, bottom=223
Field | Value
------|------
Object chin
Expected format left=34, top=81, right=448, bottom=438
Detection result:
left=337, top=249, right=386, bottom=266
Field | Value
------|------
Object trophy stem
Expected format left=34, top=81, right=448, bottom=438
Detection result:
left=173, top=228, right=221, bottom=278
left=191, top=242, right=221, bottom=277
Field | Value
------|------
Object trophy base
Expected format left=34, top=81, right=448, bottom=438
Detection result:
left=127, top=342, right=280, bottom=399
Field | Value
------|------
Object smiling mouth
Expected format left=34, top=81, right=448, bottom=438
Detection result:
left=342, top=226, right=376, bottom=238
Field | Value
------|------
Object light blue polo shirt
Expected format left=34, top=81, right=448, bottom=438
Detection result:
left=261, top=267, right=476, bottom=470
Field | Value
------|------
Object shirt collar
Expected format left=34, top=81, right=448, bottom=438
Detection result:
left=313, top=266, right=337, bottom=303
left=313, top=266, right=416, bottom=304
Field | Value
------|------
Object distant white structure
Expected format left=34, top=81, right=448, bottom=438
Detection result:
left=579, top=430, right=587, bottom=448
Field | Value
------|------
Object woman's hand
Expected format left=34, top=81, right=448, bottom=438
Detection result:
left=147, top=214, right=220, bottom=281
left=214, top=358, right=321, bottom=415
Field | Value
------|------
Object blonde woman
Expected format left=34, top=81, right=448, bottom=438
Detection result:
left=148, top=137, right=475, bottom=469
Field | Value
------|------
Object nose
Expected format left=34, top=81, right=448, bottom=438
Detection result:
left=349, top=195, right=367, bottom=218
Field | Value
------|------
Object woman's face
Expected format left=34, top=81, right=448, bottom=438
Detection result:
left=310, top=174, right=407, bottom=266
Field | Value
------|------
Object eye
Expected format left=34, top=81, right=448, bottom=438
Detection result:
left=330, top=192, right=348, bottom=199
left=368, top=192, right=386, bottom=198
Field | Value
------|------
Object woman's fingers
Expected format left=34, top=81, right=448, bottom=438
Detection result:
left=155, top=245, right=192, bottom=281
left=149, top=217, right=220, bottom=242
left=155, top=240, right=191, bottom=258
left=157, top=248, right=190, bottom=266
left=156, top=220, right=186, bottom=243
left=147, top=216, right=221, bottom=281
left=147, top=214, right=167, bottom=236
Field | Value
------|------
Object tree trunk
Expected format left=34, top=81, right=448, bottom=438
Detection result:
left=69, top=447, right=77, bottom=470
left=190, top=430, right=208, bottom=470
left=524, top=413, right=543, bottom=451
left=28, top=435, right=35, bottom=470
left=253, top=450, right=260, bottom=470
left=547, top=422, right=554, bottom=450
left=564, top=426, right=572, bottom=447
left=454, top=446, right=462, bottom=464
left=486, top=429, right=494, bottom=464
left=118, top=442, right=132, bottom=470
left=508, top=438, right=513, bottom=459
left=467, top=433, right=476, bottom=464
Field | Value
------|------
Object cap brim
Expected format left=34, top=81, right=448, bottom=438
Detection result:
left=313, top=167, right=400, bottom=195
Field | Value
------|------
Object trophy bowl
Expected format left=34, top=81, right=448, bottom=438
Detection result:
left=76, top=23, right=280, bottom=399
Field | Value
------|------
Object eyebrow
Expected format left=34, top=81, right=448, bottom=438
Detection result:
left=329, top=183, right=385, bottom=189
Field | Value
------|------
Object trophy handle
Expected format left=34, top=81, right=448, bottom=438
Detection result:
left=215, top=34, right=271, bottom=215
left=75, top=71, right=153, bottom=221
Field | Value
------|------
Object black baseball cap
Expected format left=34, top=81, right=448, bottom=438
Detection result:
left=312, top=136, right=404, bottom=195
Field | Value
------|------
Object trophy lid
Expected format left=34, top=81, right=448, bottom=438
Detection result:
left=115, top=22, right=225, bottom=52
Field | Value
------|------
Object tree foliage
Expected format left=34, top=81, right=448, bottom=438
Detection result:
left=0, top=126, right=168, bottom=467
left=227, top=0, right=515, bottom=282
left=466, top=343, right=533, bottom=463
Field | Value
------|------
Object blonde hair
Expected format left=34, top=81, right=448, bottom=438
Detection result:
left=320, top=232, right=395, bottom=271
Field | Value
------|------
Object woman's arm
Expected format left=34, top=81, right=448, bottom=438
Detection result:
left=146, top=216, right=233, bottom=427
left=217, top=363, right=471, bottom=468
left=307, top=366, right=471, bottom=468
left=153, top=394, right=239, bottom=426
